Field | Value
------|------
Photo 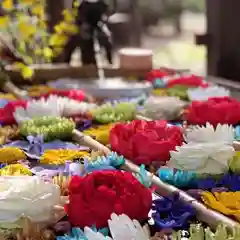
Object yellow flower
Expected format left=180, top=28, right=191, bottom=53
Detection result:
left=0, top=16, right=9, bottom=26
left=0, top=164, right=32, bottom=176
left=13, top=62, right=34, bottom=79
left=2, top=0, right=13, bottom=10
left=31, top=4, right=44, bottom=18
left=0, top=147, right=26, bottom=164
left=83, top=124, right=114, bottom=145
left=40, top=149, right=90, bottom=165
left=49, top=34, right=68, bottom=47
left=62, top=9, right=74, bottom=22
left=202, top=191, right=240, bottom=221
left=17, top=22, right=37, bottom=39
left=43, top=47, right=53, bottom=59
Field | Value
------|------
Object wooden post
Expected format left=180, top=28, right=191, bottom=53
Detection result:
left=206, top=0, right=240, bottom=80
left=45, top=0, right=65, bottom=33
left=129, top=0, right=142, bottom=46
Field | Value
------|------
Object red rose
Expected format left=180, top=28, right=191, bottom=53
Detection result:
left=65, top=171, right=152, bottom=228
left=110, top=120, right=183, bottom=165
left=167, top=75, right=208, bottom=88
left=0, top=100, right=27, bottom=125
left=146, top=69, right=170, bottom=82
left=185, top=97, right=240, bottom=126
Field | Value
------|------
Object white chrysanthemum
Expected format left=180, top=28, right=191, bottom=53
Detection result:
left=187, top=86, right=230, bottom=101
left=0, top=176, right=60, bottom=223
left=185, top=123, right=234, bottom=145
left=168, top=142, right=234, bottom=174
left=14, top=95, right=97, bottom=123
left=84, top=213, right=149, bottom=240
left=138, top=96, right=186, bottom=120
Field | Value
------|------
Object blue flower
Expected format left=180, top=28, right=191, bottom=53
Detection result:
left=151, top=193, right=196, bottom=230
left=235, top=126, right=240, bottom=140
left=56, top=227, right=109, bottom=240
left=153, top=78, right=165, bottom=88
left=135, top=164, right=152, bottom=188
left=158, top=168, right=196, bottom=188
left=195, top=177, right=218, bottom=190
left=84, top=152, right=125, bottom=173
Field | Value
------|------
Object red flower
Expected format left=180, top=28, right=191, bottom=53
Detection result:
left=185, top=97, right=240, bottom=126
left=110, top=120, right=183, bottom=165
left=65, top=171, right=152, bottom=228
left=167, top=75, right=208, bottom=88
left=0, top=100, right=27, bottom=125
left=146, top=69, right=170, bottom=82
left=38, top=89, right=85, bottom=102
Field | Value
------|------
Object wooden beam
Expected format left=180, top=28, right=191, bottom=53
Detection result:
left=206, top=0, right=240, bottom=80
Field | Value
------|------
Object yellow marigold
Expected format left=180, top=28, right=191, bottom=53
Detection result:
left=2, top=0, right=13, bottom=10
left=152, top=89, right=168, bottom=96
left=62, top=9, right=74, bottom=22
left=49, top=34, right=68, bottom=47
left=13, top=62, right=34, bottom=79
left=40, top=149, right=90, bottom=165
left=27, top=85, right=53, bottom=97
left=83, top=124, right=114, bottom=145
left=0, top=16, right=9, bottom=26
left=53, top=174, right=71, bottom=196
left=0, top=93, right=16, bottom=100
left=17, top=22, right=37, bottom=40
left=0, top=147, right=26, bottom=164
left=0, top=164, right=32, bottom=176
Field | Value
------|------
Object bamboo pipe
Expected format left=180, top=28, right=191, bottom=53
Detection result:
left=2, top=80, right=29, bottom=99
left=72, top=129, right=240, bottom=230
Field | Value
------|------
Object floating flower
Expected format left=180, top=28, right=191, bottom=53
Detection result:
left=27, top=85, right=54, bottom=97
left=5, top=217, right=56, bottom=240
left=20, top=116, right=75, bottom=141
left=83, top=124, right=114, bottom=145
left=166, top=85, right=190, bottom=101
left=168, top=143, right=234, bottom=174
left=158, top=167, right=196, bottom=188
left=0, top=147, right=26, bottom=164
left=40, top=149, right=89, bottom=165
left=173, top=223, right=240, bottom=240
left=230, top=152, right=240, bottom=173
left=166, top=74, right=208, bottom=88
left=57, top=214, right=149, bottom=240
left=138, top=96, right=186, bottom=121
left=0, top=176, right=60, bottom=223
left=235, top=126, right=240, bottom=140
left=65, top=171, right=152, bottom=228
left=185, top=123, right=234, bottom=145
left=0, top=163, right=32, bottom=176
left=134, top=165, right=152, bottom=188
left=57, top=226, right=108, bottom=240
left=107, top=213, right=149, bottom=240
left=0, top=125, right=19, bottom=145
left=39, top=89, right=86, bottom=102
left=5, top=135, right=80, bottom=157
left=187, top=86, right=230, bottom=101
left=110, top=120, right=183, bottom=165
left=84, top=152, right=125, bottom=172
left=201, top=192, right=240, bottom=221
left=146, top=69, right=171, bottom=83
left=91, top=102, right=136, bottom=124
left=151, top=193, right=196, bottom=229
left=14, top=96, right=96, bottom=123
left=185, top=97, right=240, bottom=126
left=0, top=100, right=27, bottom=125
